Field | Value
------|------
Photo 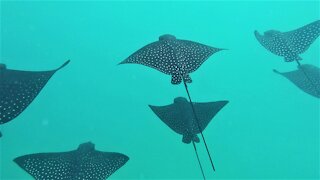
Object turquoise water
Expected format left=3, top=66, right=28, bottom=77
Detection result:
left=1, top=1, right=319, bottom=179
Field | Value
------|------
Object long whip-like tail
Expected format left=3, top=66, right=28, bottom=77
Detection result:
left=192, top=141, right=206, bottom=179
left=183, top=80, right=216, bottom=172
left=295, top=60, right=320, bottom=96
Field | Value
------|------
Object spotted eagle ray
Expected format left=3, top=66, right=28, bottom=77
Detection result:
left=119, top=34, right=223, bottom=85
left=254, top=20, right=320, bottom=97
left=149, top=97, right=228, bottom=179
left=14, top=142, right=129, bottom=180
left=119, top=35, right=224, bottom=174
left=254, top=20, right=320, bottom=62
left=274, top=64, right=320, bottom=98
left=0, top=60, right=70, bottom=137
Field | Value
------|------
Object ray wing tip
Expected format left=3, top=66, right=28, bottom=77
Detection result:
left=216, top=100, right=229, bottom=107
left=254, top=30, right=260, bottom=38
left=148, top=105, right=155, bottom=109
left=148, top=105, right=159, bottom=113
left=57, top=60, right=71, bottom=70
left=114, top=153, right=129, bottom=164
left=118, top=60, right=129, bottom=65
left=13, top=156, right=23, bottom=165
left=123, top=154, right=130, bottom=161
left=254, top=30, right=260, bottom=36
left=273, top=69, right=281, bottom=74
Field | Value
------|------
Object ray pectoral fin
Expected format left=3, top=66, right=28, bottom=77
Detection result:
left=285, top=20, right=320, bottom=54
left=13, top=151, right=75, bottom=180
left=148, top=104, right=184, bottom=135
left=194, top=101, right=229, bottom=132
left=171, top=75, right=182, bottom=85
left=118, top=59, right=129, bottom=65
left=55, top=60, right=71, bottom=71
left=254, top=30, right=270, bottom=50
left=0, top=61, right=71, bottom=126
left=254, top=30, right=264, bottom=43
left=254, top=30, right=260, bottom=38
left=273, top=69, right=282, bottom=74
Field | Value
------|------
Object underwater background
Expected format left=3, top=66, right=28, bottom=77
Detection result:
left=0, top=1, right=319, bottom=179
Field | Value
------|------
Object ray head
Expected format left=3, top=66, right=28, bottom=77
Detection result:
left=159, top=34, right=176, bottom=41
left=0, top=64, right=6, bottom=70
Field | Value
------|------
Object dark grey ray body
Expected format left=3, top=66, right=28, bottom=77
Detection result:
left=0, top=60, right=70, bottom=125
left=274, top=64, right=320, bottom=98
left=119, top=34, right=223, bottom=84
left=254, top=20, right=320, bottom=62
left=149, top=97, right=228, bottom=144
left=14, top=142, right=129, bottom=180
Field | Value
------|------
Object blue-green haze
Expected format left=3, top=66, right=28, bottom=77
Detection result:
left=1, top=1, right=319, bottom=179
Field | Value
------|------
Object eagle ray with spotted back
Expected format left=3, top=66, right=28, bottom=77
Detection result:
left=254, top=20, right=320, bottom=62
left=0, top=60, right=70, bottom=137
left=119, top=34, right=224, bottom=84
left=0, top=60, right=70, bottom=124
left=14, top=142, right=129, bottom=180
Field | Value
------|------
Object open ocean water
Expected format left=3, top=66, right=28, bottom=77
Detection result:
left=0, top=1, right=319, bottom=179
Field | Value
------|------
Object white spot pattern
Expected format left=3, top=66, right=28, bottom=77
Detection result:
left=0, top=60, right=69, bottom=125
left=0, top=70, right=54, bottom=124
left=255, top=20, right=320, bottom=62
left=120, top=35, right=222, bottom=84
left=14, top=142, right=129, bottom=180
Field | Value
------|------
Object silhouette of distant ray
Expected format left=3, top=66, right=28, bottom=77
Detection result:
left=254, top=20, right=320, bottom=62
left=14, top=142, right=129, bottom=180
left=149, top=97, right=228, bottom=177
left=274, top=64, right=320, bottom=98
left=0, top=60, right=70, bottom=125
left=149, top=97, right=228, bottom=144
left=119, top=34, right=223, bottom=84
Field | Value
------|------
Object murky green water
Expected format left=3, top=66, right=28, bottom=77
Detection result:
left=1, top=1, right=319, bottom=179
